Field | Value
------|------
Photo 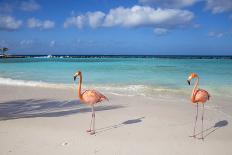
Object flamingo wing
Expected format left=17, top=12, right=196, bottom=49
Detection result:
left=81, top=90, right=109, bottom=104
left=194, top=89, right=210, bottom=103
left=93, top=90, right=109, bottom=101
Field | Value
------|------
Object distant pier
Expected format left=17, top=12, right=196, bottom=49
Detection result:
left=0, top=55, right=26, bottom=58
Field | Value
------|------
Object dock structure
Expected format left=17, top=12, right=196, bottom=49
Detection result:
left=0, top=55, right=26, bottom=58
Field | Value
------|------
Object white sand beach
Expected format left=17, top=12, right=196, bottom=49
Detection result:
left=0, top=85, right=232, bottom=155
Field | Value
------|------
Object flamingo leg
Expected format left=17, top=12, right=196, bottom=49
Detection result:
left=87, top=105, right=94, bottom=132
left=200, top=104, right=205, bottom=140
left=192, top=103, right=198, bottom=138
left=86, top=112, right=93, bottom=132
left=90, top=105, right=95, bottom=135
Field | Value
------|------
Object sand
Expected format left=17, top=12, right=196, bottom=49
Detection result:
left=0, top=85, right=232, bottom=155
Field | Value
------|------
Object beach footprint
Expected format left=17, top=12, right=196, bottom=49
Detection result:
left=61, top=141, right=69, bottom=146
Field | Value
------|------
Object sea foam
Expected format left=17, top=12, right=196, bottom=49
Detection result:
left=0, top=77, right=68, bottom=89
left=0, top=77, right=184, bottom=97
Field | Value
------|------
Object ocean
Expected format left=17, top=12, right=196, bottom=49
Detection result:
left=0, top=56, right=232, bottom=98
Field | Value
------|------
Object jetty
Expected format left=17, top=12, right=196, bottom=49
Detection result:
left=0, top=54, right=26, bottom=58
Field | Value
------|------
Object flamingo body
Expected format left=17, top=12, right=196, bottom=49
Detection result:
left=81, top=90, right=109, bottom=105
left=192, top=89, right=210, bottom=103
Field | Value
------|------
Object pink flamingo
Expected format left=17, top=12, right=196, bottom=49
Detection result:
left=73, top=71, right=109, bottom=135
left=187, top=73, right=210, bottom=140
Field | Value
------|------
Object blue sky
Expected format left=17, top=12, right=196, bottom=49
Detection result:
left=0, top=0, right=232, bottom=55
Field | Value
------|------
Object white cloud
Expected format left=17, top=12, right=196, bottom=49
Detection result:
left=49, top=40, right=56, bottom=47
left=154, top=28, right=169, bottom=35
left=27, top=18, right=55, bottom=29
left=139, top=0, right=232, bottom=14
left=206, top=0, right=232, bottom=13
left=64, top=15, right=86, bottom=29
left=43, top=20, right=55, bottom=29
left=139, top=0, right=199, bottom=8
left=208, top=31, right=224, bottom=38
left=20, top=0, right=40, bottom=11
left=104, top=6, right=194, bottom=27
left=88, top=12, right=106, bottom=28
left=64, top=11, right=105, bottom=28
left=0, top=0, right=40, bottom=13
left=0, top=15, right=22, bottom=31
left=64, top=5, right=194, bottom=29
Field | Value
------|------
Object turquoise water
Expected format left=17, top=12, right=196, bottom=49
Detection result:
left=0, top=57, right=232, bottom=97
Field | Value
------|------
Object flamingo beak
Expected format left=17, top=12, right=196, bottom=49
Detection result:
left=187, top=80, right=190, bottom=85
left=73, top=76, right=77, bottom=81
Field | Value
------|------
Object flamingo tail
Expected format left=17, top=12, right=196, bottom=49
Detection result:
left=102, top=95, right=109, bottom=102
left=208, top=93, right=211, bottom=100
left=96, top=91, right=109, bottom=102
left=99, top=93, right=109, bottom=102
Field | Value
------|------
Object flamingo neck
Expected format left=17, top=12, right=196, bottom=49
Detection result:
left=191, top=76, right=199, bottom=102
left=78, top=74, right=82, bottom=99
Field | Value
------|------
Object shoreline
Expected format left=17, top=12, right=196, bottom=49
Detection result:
left=0, top=85, right=232, bottom=154
left=0, top=77, right=231, bottom=99
left=1, top=55, right=232, bottom=59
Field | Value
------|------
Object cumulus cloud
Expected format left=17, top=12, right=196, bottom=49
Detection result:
left=206, top=0, right=232, bottom=13
left=64, top=11, right=105, bottom=28
left=0, top=0, right=40, bottom=13
left=154, top=28, right=169, bottom=35
left=27, top=18, right=55, bottom=29
left=208, top=31, right=224, bottom=38
left=139, top=0, right=199, bottom=8
left=43, top=20, right=55, bottom=29
left=64, top=5, right=194, bottom=29
left=88, top=12, right=106, bottom=28
left=104, top=6, right=194, bottom=27
left=0, top=15, right=22, bottom=31
left=139, top=0, right=232, bottom=14
left=20, top=0, right=40, bottom=11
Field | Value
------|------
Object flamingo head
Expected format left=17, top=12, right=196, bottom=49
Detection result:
left=73, top=71, right=82, bottom=81
left=187, top=73, right=198, bottom=85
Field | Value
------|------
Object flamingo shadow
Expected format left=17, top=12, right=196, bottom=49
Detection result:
left=95, top=117, right=145, bottom=134
left=0, top=99, right=124, bottom=121
left=194, top=120, right=228, bottom=139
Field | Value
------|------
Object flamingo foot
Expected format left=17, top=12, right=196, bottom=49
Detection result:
left=198, top=137, right=204, bottom=141
left=86, top=129, right=92, bottom=132
left=189, top=135, right=196, bottom=138
left=90, top=131, right=95, bottom=135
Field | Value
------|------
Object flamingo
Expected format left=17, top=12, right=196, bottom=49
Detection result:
left=73, top=71, right=109, bottom=135
left=187, top=73, right=210, bottom=140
